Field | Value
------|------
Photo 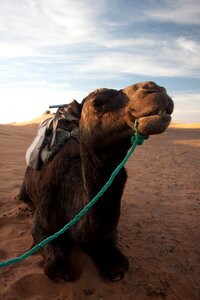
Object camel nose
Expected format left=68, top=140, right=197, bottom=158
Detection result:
left=139, top=81, right=166, bottom=93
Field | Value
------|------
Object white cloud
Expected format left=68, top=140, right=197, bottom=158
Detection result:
left=0, top=0, right=199, bottom=79
left=0, top=43, right=35, bottom=57
left=145, top=0, right=200, bottom=25
left=98, top=38, right=155, bottom=48
left=75, top=36, right=200, bottom=79
left=0, top=0, right=103, bottom=49
left=0, top=0, right=200, bottom=77
left=176, top=37, right=200, bottom=53
left=0, top=0, right=199, bottom=124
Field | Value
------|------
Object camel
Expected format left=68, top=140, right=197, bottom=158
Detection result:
left=19, top=81, right=174, bottom=282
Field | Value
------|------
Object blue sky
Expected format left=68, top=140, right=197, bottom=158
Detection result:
left=0, top=0, right=200, bottom=123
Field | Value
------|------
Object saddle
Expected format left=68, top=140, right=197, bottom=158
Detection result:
left=26, top=100, right=81, bottom=169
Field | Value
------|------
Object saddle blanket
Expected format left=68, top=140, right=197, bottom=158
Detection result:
left=25, top=101, right=80, bottom=169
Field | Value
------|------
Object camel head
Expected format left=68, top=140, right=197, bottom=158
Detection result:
left=80, top=81, right=174, bottom=148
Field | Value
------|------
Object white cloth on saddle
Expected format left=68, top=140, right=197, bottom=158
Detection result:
left=25, top=117, right=53, bottom=169
left=25, top=104, right=80, bottom=170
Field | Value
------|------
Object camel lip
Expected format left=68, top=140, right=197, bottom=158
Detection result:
left=137, top=114, right=172, bottom=135
left=143, top=110, right=168, bottom=117
left=130, top=99, right=173, bottom=119
left=140, top=105, right=173, bottom=117
left=140, top=105, right=173, bottom=118
left=127, top=107, right=172, bottom=133
left=138, top=113, right=171, bottom=121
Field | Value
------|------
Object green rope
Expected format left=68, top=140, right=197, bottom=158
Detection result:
left=0, top=120, right=149, bottom=268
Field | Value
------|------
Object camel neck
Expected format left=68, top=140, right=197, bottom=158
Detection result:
left=78, top=140, right=128, bottom=242
left=80, top=140, right=129, bottom=202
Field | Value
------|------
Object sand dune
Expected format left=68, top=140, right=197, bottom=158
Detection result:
left=170, top=122, right=200, bottom=128
left=0, top=123, right=200, bottom=300
left=10, top=114, right=54, bottom=128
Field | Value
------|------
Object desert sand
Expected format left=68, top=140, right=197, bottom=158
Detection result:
left=0, top=121, right=200, bottom=300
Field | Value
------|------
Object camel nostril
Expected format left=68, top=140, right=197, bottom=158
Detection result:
left=139, top=81, right=166, bottom=93
left=144, top=89, right=159, bottom=94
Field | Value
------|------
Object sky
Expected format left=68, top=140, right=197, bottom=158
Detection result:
left=0, top=0, right=200, bottom=123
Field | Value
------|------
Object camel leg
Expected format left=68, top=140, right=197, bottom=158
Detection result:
left=31, top=211, right=76, bottom=281
left=19, top=180, right=35, bottom=209
left=81, top=239, right=129, bottom=282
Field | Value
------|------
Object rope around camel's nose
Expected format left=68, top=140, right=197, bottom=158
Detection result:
left=0, top=120, right=149, bottom=268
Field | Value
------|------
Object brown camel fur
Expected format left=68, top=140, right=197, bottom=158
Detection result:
left=19, top=81, right=174, bottom=282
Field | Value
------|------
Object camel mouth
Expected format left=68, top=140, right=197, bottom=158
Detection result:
left=126, top=87, right=174, bottom=135
left=137, top=113, right=171, bottom=136
left=131, top=93, right=174, bottom=136
left=143, top=108, right=169, bottom=117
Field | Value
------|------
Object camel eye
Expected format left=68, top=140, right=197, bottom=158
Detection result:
left=93, top=98, right=106, bottom=109
left=92, top=89, right=117, bottom=110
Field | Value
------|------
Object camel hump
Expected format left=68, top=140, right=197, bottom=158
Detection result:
left=26, top=101, right=81, bottom=170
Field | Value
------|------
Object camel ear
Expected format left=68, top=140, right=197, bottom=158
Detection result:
left=92, top=89, right=118, bottom=110
left=68, top=100, right=82, bottom=118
